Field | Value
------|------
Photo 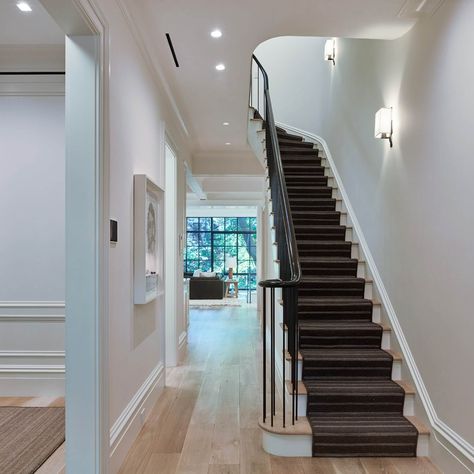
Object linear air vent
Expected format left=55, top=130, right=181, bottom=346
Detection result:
left=166, top=33, right=180, bottom=67
left=398, top=0, right=445, bottom=18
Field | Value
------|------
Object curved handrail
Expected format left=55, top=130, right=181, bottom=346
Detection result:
left=251, top=54, right=302, bottom=427
left=252, top=54, right=301, bottom=288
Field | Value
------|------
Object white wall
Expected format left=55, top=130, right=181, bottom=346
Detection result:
left=255, top=36, right=328, bottom=136
left=256, top=2, right=474, bottom=471
left=0, top=94, right=65, bottom=395
left=89, top=0, right=191, bottom=470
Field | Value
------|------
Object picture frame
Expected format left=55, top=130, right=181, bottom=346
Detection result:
left=133, top=174, right=164, bottom=304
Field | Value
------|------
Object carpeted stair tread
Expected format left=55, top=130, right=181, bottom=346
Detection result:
left=296, top=241, right=352, bottom=258
left=278, top=139, right=315, bottom=148
left=299, top=256, right=356, bottom=263
left=300, top=348, right=394, bottom=379
left=304, top=378, right=405, bottom=413
left=297, top=299, right=374, bottom=321
left=299, top=321, right=383, bottom=349
left=308, top=414, right=418, bottom=457
left=299, top=320, right=382, bottom=331
left=280, top=147, right=320, bottom=155
left=277, top=131, right=303, bottom=141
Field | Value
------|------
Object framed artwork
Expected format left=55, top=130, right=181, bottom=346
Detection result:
left=133, top=174, right=164, bottom=304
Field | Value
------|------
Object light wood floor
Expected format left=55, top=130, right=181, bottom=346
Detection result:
left=119, top=304, right=441, bottom=474
left=0, top=396, right=65, bottom=474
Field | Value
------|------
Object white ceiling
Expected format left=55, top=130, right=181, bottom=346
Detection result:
left=0, top=0, right=64, bottom=45
left=123, top=0, right=418, bottom=160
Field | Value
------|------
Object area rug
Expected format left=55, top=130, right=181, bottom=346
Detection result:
left=0, top=406, right=65, bottom=474
left=189, top=298, right=242, bottom=307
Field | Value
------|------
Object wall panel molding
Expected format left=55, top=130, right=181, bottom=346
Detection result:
left=0, top=301, right=65, bottom=322
left=0, top=75, right=65, bottom=96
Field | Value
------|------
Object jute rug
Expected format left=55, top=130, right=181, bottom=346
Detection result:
left=0, top=406, right=65, bottom=474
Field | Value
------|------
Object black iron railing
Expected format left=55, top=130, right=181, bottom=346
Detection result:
left=250, top=55, right=301, bottom=427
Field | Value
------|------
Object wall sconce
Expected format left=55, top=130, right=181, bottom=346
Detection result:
left=324, top=39, right=336, bottom=65
left=374, top=107, right=393, bottom=148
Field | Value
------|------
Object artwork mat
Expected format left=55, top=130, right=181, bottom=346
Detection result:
left=133, top=174, right=164, bottom=304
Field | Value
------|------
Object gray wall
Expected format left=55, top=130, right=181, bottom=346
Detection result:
left=0, top=96, right=65, bottom=301
left=256, top=0, right=474, bottom=470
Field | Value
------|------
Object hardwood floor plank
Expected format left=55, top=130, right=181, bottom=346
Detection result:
left=207, top=464, right=240, bottom=474
left=35, top=443, right=66, bottom=474
left=152, top=369, right=203, bottom=454
left=270, top=456, right=305, bottom=474
left=118, top=305, right=441, bottom=474
left=144, top=453, right=180, bottom=474
left=239, top=427, right=272, bottom=474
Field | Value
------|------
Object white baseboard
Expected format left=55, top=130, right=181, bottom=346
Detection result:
left=109, top=362, right=165, bottom=473
left=178, top=330, right=187, bottom=362
left=278, top=122, right=474, bottom=473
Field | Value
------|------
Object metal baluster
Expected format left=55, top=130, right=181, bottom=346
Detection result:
left=270, top=287, right=275, bottom=426
left=282, top=311, right=286, bottom=428
left=262, top=288, right=266, bottom=424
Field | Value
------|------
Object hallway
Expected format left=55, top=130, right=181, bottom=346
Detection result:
left=119, top=305, right=440, bottom=473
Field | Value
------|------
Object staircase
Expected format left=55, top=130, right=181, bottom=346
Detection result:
left=271, top=125, right=426, bottom=457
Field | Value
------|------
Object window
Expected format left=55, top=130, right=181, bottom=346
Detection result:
left=185, top=217, right=257, bottom=290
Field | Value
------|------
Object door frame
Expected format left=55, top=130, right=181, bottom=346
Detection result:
left=164, top=133, right=179, bottom=367
left=40, top=0, right=110, bottom=472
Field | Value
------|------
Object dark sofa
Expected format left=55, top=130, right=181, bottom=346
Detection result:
left=187, top=274, right=225, bottom=300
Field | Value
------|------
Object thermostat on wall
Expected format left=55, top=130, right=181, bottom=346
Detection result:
left=110, top=219, right=118, bottom=243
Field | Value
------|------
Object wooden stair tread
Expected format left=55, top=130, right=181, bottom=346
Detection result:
left=259, top=414, right=312, bottom=436
left=406, top=416, right=430, bottom=435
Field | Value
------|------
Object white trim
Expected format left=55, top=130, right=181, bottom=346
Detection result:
left=109, top=362, right=164, bottom=471
left=0, top=75, right=65, bottom=96
left=0, top=350, right=65, bottom=359
left=277, top=121, right=474, bottom=469
left=0, top=301, right=65, bottom=322
left=0, top=364, right=65, bottom=374
left=0, top=301, right=65, bottom=308
left=178, top=330, right=187, bottom=349
left=0, top=314, right=65, bottom=322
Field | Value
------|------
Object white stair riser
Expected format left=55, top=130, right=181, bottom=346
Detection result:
left=417, top=433, right=429, bottom=457
left=372, top=304, right=381, bottom=323
left=364, top=281, right=373, bottom=299
left=262, top=431, right=312, bottom=457
left=351, top=244, right=359, bottom=259
left=357, top=261, right=366, bottom=278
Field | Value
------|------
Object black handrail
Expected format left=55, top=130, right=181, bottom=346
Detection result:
left=250, top=54, right=301, bottom=427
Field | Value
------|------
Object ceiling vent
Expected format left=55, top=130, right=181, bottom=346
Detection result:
left=165, top=33, right=180, bottom=67
left=398, top=0, right=445, bottom=18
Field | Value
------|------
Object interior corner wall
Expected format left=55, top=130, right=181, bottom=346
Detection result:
left=256, top=1, right=474, bottom=471
left=94, top=0, right=192, bottom=471
left=0, top=94, right=65, bottom=396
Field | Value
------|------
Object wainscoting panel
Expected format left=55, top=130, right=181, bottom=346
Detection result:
left=0, top=302, right=65, bottom=396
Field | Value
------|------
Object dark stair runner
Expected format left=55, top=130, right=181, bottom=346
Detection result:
left=278, top=129, right=419, bottom=457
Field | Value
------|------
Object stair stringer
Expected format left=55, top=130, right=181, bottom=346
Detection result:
left=273, top=122, right=474, bottom=470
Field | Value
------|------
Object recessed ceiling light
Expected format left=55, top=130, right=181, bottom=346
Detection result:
left=17, top=2, right=32, bottom=12
left=210, top=29, right=222, bottom=38
left=225, top=142, right=231, bottom=146
left=223, top=122, right=230, bottom=126
left=215, top=63, right=226, bottom=71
